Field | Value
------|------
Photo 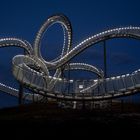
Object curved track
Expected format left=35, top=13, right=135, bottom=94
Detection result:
left=0, top=14, right=140, bottom=102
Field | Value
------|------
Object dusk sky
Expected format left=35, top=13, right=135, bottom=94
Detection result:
left=0, top=0, right=140, bottom=108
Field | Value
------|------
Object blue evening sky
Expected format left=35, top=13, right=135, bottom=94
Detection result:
left=0, top=0, right=140, bottom=108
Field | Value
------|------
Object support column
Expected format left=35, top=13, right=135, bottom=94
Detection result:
left=103, top=41, right=108, bottom=96
left=18, top=48, right=27, bottom=105
left=103, top=40, right=107, bottom=78
left=67, top=62, right=70, bottom=94
left=18, top=84, right=23, bottom=105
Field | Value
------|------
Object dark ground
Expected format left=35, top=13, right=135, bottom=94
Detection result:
left=0, top=101, right=140, bottom=138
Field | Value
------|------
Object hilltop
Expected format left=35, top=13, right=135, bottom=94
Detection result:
left=0, top=101, right=140, bottom=137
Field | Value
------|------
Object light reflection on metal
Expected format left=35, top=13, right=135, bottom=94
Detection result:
left=0, top=14, right=140, bottom=102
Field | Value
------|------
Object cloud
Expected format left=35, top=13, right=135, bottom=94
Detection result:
left=110, top=52, right=134, bottom=65
left=72, top=49, right=103, bottom=63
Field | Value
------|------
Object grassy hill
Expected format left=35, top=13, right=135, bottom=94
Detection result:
left=0, top=101, right=140, bottom=137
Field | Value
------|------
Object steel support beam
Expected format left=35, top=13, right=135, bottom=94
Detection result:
left=18, top=84, right=23, bottom=105
left=103, top=40, right=107, bottom=78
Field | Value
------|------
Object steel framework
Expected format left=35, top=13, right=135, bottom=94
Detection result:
left=0, top=14, right=140, bottom=104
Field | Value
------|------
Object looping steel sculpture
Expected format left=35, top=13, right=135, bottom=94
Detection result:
left=0, top=14, right=140, bottom=102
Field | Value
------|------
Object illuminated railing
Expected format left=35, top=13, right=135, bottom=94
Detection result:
left=0, top=14, right=140, bottom=102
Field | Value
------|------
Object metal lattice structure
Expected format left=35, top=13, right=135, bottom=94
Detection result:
left=0, top=14, right=140, bottom=104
